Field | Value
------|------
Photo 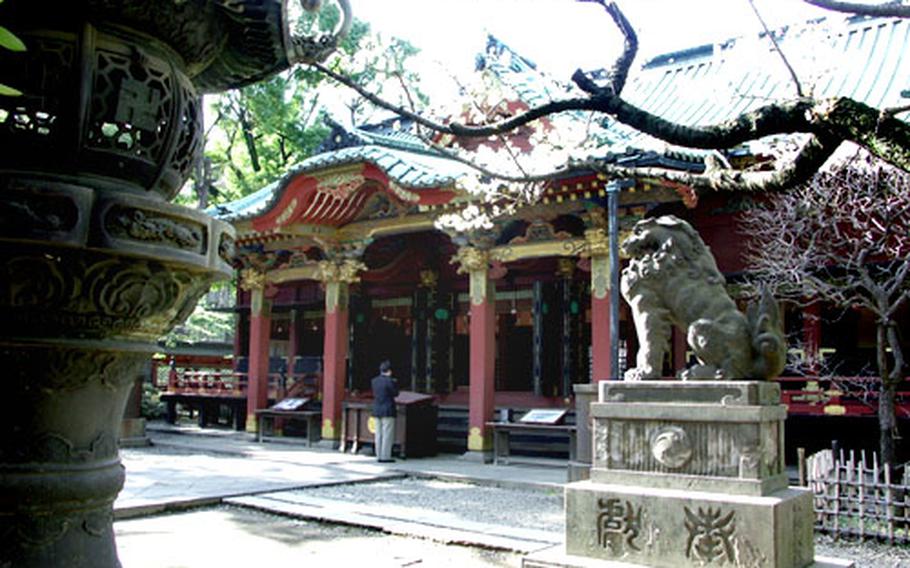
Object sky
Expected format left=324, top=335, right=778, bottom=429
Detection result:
left=349, top=0, right=836, bottom=79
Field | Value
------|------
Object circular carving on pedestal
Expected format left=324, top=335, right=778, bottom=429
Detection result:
left=650, top=426, right=693, bottom=469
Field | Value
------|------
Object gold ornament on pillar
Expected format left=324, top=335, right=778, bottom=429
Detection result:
left=556, top=257, right=576, bottom=279
left=317, top=259, right=365, bottom=313
left=582, top=228, right=610, bottom=257
left=239, top=268, right=267, bottom=291
left=452, top=246, right=498, bottom=306
left=452, top=246, right=490, bottom=274
left=581, top=229, right=610, bottom=300
left=316, top=259, right=366, bottom=284
left=419, top=269, right=439, bottom=289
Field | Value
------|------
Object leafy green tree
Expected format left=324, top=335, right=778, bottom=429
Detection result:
left=0, top=0, right=25, bottom=97
left=194, top=8, right=425, bottom=206
left=162, top=282, right=236, bottom=346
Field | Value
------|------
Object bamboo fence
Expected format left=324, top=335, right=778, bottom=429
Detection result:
left=807, top=448, right=910, bottom=543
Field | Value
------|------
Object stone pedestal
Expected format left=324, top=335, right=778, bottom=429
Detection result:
left=568, top=384, right=596, bottom=482
left=525, top=381, right=852, bottom=568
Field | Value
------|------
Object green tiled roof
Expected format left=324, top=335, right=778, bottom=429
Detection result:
left=617, top=15, right=910, bottom=146
left=211, top=142, right=473, bottom=221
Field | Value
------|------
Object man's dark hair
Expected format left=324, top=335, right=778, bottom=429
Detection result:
left=379, top=360, right=392, bottom=373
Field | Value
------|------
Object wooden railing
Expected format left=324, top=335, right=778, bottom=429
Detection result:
left=778, top=376, right=910, bottom=418
left=165, top=369, right=321, bottom=400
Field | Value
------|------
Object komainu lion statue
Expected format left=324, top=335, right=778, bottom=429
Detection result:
left=620, top=215, right=786, bottom=381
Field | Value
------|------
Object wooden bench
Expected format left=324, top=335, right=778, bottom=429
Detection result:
left=255, top=409, right=321, bottom=445
left=486, top=421, right=577, bottom=465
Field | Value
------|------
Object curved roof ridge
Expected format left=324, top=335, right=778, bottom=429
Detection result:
left=212, top=143, right=472, bottom=222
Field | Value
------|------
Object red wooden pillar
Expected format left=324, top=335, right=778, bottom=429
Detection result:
left=319, top=262, right=362, bottom=442
left=468, top=271, right=496, bottom=454
left=456, top=247, right=497, bottom=456
left=803, top=301, right=821, bottom=375
left=589, top=249, right=614, bottom=382
left=245, top=286, right=272, bottom=431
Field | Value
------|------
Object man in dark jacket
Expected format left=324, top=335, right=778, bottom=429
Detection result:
left=371, top=360, right=399, bottom=462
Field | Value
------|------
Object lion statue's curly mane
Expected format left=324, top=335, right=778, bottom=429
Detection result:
left=620, top=215, right=785, bottom=381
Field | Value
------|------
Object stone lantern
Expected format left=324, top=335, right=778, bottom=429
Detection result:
left=0, top=1, right=350, bottom=566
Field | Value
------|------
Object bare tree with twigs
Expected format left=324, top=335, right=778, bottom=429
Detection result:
left=741, top=150, right=910, bottom=465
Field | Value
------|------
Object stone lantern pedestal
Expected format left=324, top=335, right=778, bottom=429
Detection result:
left=0, top=1, right=350, bottom=565
left=524, top=382, right=853, bottom=568
left=0, top=183, right=234, bottom=566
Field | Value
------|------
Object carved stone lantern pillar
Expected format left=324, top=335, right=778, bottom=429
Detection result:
left=0, top=1, right=350, bottom=566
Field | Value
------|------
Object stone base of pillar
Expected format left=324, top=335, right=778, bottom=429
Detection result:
left=459, top=450, right=492, bottom=463
left=119, top=417, right=150, bottom=447
left=567, top=461, right=591, bottom=482
left=245, top=414, right=259, bottom=434
left=316, top=439, right=339, bottom=451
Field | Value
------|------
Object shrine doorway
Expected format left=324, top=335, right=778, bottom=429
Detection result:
left=356, top=316, right=412, bottom=391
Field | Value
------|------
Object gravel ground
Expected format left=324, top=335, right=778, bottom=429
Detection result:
left=815, top=535, right=910, bottom=567
left=299, top=478, right=910, bottom=567
left=298, top=477, right=565, bottom=532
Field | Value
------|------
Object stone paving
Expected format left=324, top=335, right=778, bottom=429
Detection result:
left=116, top=422, right=568, bottom=554
left=115, top=423, right=910, bottom=567
left=115, top=506, right=526, bottom=568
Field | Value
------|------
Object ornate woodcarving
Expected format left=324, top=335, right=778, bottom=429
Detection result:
left=317, top=172, right=364, bottom=200
left=316, top=259, right=366, bottom=284
left=508, top=219, right=572, bottom=245
left=556, top=257, right=576, bottom=279
left=452, top=245, right=506, bottom=306
left=274, top=197, right=299, bottom=226
left=452, top=246, right=491, bottom=274
left=316, top=259, right=364, bottom=314
left=582, top=228, right=611, bottom=300
left=419, top=269, right=438, bottom=289
left=239, top=268, right=267, bottom=291
left=388, top=180, right=421, bottom=203
left=583, top=228, right=610, bottom=257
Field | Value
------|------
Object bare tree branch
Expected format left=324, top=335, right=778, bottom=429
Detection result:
left=574, top=0, right=638, bottom=95
left=747, top=0, right=804, bottom=98
left=307, top=0, right=910, bottom=189
left=802, top=0, right=910, bottom=17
